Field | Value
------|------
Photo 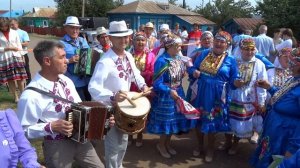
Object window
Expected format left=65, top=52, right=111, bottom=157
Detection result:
left=43, top=20, right=49, bottom=27
left=28, top=20, right=34, bottom=26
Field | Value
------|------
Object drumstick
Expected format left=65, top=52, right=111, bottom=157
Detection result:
left=131, top=87, right=153, bottom=100
left=119, top=91, right=137, bottom=107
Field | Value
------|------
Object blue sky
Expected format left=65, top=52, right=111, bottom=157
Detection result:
left=1, top=0, right=257, bottom=12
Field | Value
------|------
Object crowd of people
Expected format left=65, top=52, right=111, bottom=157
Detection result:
left=0, top=15, right=300, bottom=168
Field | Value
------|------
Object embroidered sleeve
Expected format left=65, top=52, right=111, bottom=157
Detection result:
left=16, top=91, right=51, bottom=139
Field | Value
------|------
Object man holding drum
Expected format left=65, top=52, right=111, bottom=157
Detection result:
left=17, top=40, right=112, bottom=168
left=89, top=20, right=150, bottom=168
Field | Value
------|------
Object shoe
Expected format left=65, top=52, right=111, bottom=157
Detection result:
left=193, top=149, right=200, bottom=157
left=217, top=142, right=231, bottom=151
left=193, top=148, right=204, bottom=157
left=156, top=144, right=171, bottom=159
left=14, top=97, right=19, bottom=103
left=136, top=141, right=143, bottom=147
left=205, top=150, right=214, bottom=162
left=250, top=134, right=259, bottom=144
left=167, top=146, right=177, bottom=155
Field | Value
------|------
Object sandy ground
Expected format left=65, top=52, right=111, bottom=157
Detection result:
left=27, top=34, right=255, bottom=168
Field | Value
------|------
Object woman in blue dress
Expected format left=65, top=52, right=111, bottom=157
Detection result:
left=147, top=34, right=194, bottom=159
left=187, top=31, right=243, bottom=162
left=251, top=47, right=300, bottom=168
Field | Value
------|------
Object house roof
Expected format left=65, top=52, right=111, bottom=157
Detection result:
left=108, top=1, right=198, bottom=16
left=177, top=15, right=215, bottom=25
left=23, top=7, right=57, bottom=18
left=232, top=18, right=264, bottom=30
left=108, top=1, right=215, bottom=25
left=0, top=10, right=24, bottom=18
left=0, top=10, right=8, bottom=15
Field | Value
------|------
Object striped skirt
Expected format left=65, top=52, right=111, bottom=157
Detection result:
left=0, top=55, right=28, bottom=83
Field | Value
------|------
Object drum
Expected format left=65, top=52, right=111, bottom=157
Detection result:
left=66, top=101, right=113, bottom=144
left=115, top=92, right=150, bottom=134
left=74, top=48, right=101, bottom=76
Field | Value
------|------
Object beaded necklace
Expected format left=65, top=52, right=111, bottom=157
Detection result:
left=270, top=77, right=300, bottom=105
left=199, top=51, right=227, bottom=75
left=133, top=50, right=146, bottom=72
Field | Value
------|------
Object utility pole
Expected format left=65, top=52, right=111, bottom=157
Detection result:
left=10, top=0, right=12, bottom=18
left=82, top=0, right=85, bottom=17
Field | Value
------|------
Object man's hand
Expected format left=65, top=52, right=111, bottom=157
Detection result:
left=256, top=80, right=271, bottom=90
left=114, top=91, right=127, bottom=102
left=108, top=115, right=115, bottom=127
left=69, top=55, right=80, bottom=63
left=51, top=119, right=73, bottom=137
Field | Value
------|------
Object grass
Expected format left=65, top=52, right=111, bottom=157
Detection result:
left=0, top=84, right=16, bottom=110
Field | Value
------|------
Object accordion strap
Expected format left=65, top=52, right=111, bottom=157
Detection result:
left=26, top=87, right=77, bottom=106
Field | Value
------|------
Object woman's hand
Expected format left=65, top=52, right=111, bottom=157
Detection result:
left=256, top=80, right=271, bottom=90
left=5, top=47, right=19, bottom=52
left=234, top=79, right=246, bottom=88
left=170, top=90, right=180, bottom=100
left=193, top=70, right=201, bottom=78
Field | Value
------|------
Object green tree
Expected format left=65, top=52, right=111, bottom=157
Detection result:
left=54, top=0, right=123, bottom=26
left=168, top=0, right=178, bottom=5
left=256, top=0, right=300, bottom=39
left=195, top=0, right=254, bottom=26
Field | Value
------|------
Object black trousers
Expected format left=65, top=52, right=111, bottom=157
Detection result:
left=23, top=54, right=31, bottom=85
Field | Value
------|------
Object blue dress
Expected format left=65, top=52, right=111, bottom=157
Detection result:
left=187, top=49, right=239, bottom=133
left=147, top=52, right=194, bottom=134
left=251, top=77, right=300, bottom=168
left=279, top=148, right=300, bottom=168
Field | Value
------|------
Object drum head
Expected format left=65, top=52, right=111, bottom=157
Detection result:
left=117, top=92, right=150, bottom=117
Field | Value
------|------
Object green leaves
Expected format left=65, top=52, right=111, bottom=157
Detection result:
left=54, top=0, right=123, bottom=26
left=257, top=0, right=300, bottom=39
left=195, top=0, right=254, bottom=26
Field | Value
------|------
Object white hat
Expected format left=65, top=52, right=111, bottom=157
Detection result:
left=63, top=16, right=82, bottom=27
left=96, top=27, right=107, bottom=35
left=108, top=20, right=133, bottom=37
left=160, top=24, right=169, bottom=31
left=145, top=22, right=154, bottom=28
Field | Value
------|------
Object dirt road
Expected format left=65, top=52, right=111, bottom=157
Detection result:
left=28, top=34, right=255, bottom=168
